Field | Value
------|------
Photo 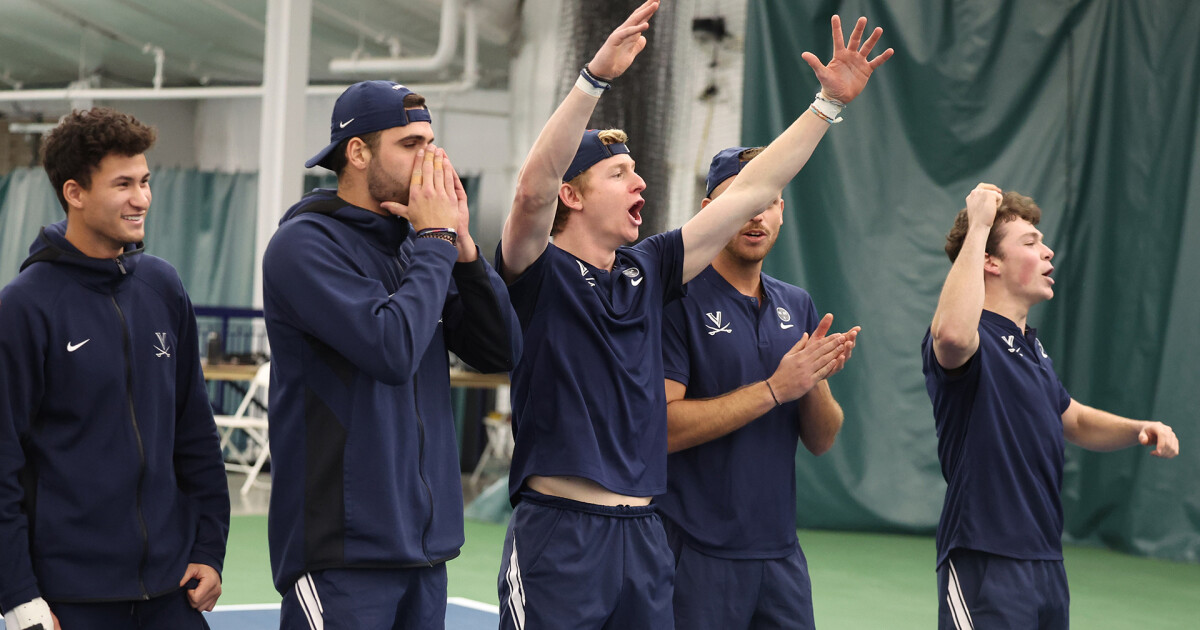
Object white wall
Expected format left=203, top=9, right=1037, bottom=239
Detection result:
left=3, top=99, right=200, bottom=169
left=191, top=89, right=513, bottom=256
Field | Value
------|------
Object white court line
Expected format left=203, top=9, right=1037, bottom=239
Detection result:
left=448, top=597, right=501, bottom=614
left=210, top=604, right=281, bottom=612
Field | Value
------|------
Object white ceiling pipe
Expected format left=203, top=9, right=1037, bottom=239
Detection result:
left=0, top=5, right=481, bottom=105
left=0, top=85, right=266, bottom=102
left=328, top=0, right=463, bottom=75
left=313, top=3, right=480, bottom=95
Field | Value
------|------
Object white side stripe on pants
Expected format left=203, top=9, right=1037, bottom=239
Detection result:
left=946, top=559, right=975, bottom=630
left=506, top=540, right=526, bottom=630
left=296, top=573, right=325, bottom=630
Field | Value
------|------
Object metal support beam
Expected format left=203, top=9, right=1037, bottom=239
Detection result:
left=253, top=0, right=312, bottom=308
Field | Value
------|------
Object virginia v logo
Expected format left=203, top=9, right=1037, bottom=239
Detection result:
left=577, top=260, right=595, bottom=287
left=153, top=332, right=172, bottom=358
left=705, top=311, right=732, bottom=336
left=1001, top=335, right=1022, bottom=356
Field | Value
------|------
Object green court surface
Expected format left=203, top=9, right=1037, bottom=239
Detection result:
left=224, top=516, right=1200, bottom=628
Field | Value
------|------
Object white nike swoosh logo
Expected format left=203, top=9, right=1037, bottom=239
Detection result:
left=631, top=277, right=643, bottom=286
left=67, top=339, right=91, bottom=352
left=339, top=118, right=356, bottom=129
left=780, top=323, right=794, bottom=329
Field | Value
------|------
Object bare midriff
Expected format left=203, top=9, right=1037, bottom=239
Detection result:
left=526, top=475, right=652, bottom=507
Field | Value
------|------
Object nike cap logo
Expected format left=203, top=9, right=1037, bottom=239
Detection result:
left=67, top=339, right=91, bottom=352
left=339, top=118, right=356, bottom=129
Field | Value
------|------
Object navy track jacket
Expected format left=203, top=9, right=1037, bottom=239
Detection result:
left=263, top=189, right=520, bottom=593
left=0, top=222, right=230, bottom=611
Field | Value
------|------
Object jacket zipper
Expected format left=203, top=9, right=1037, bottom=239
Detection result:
left=414, top=370, right=435, bottom=566
left=110, top=291, right=151, bottom=599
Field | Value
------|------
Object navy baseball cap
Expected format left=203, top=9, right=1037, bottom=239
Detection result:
left=705, top=146, right=761, bottom=197
left=564, top=129, right=630, bottom=182
left=306, top=80, right=433, bottom=169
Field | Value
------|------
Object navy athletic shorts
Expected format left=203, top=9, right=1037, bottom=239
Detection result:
left=665, top=520, right=813, bottom=630
left=498, top=489, right=674, bottom=630
left=938, top=548, right=1068, bottom=630
left=280, top=565, right=448, bottom=630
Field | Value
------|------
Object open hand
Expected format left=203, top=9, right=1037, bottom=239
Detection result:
left=801, top=15, right=894, bottom=104
left=767, top=316, right=846, bottom=403
left=445, top=154, right=478, bottom=262
left=813, top=313, right=860, bottom=378
left=381, top=146, right=459, bottom=234
left=586, top=1, right=659, bottom=80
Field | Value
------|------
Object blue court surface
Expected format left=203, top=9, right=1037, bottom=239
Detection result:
left=0, top=598, right=499, bottom=630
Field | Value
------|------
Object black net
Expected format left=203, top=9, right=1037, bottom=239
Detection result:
left=557, top=1, right=677, bottom=239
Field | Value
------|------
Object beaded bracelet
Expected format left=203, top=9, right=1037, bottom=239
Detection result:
left=417, top=227, right=457, bottom=246
left=809, top=91, right=846, bottom=124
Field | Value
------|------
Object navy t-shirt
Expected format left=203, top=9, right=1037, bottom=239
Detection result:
left=497, top=230, right=686, bottom=500
left=922, top=309, right=1072, bottom=568
left=657, top=267, right=820, bottom=559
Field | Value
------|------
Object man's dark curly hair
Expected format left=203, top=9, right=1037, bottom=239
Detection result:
left=41, top=107, right=157, bottom=213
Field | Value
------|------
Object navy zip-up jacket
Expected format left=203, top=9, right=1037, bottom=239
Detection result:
left=263, top=189, right=520, bottom=593
left=0, top=222, right=230, bottom=611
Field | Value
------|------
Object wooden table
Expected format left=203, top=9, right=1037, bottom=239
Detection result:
left=449, top=369, right=509, bottom=389
left=203, top=363, right=508, bottom=388
left=203, top=363, right=260, bottom=382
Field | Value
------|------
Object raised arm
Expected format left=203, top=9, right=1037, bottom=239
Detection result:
left=1062, top=399, right=1179, bottom=457
left=680, top=15, right=893, bottom=281
left=500, top=0, right=659, bottom=280
left=930, top=184, right=1001, bottom=369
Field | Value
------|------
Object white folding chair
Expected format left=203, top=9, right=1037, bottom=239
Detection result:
left=213, top=361, right=271, bottom=496
left=470, top=412, right=514, bottom=488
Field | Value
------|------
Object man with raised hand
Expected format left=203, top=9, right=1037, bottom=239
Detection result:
left=657, top=146, right=859, bottom=630
left=923, top=183, right=1179, bottom=629
left=495, top=3, right=891, bottom=627
left=263, top=81, right=519, bottom=629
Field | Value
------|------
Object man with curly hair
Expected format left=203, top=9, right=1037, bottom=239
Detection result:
left=923, top=183, right=1179, bottom=629
left=0, top=107, right=229, bottom=630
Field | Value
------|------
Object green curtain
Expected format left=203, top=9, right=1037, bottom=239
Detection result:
left=0, top=168, right=63, bottom=285
left=744, top=0, right=1198, bottom=562
left=0, top=168, right=258, bottom=308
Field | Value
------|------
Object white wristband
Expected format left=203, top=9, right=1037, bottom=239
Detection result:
left=809, top=91, right=845, bottom=124
left=574, top=74, right=604, bottom=98
left=4, top=597, right=54, bottom=630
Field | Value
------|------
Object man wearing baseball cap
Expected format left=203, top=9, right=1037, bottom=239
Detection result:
left=263, top=80, right=520, bottom=629
left=656, top=146, right=858, bottom=630
left=494, top=2, right=892, bottom=626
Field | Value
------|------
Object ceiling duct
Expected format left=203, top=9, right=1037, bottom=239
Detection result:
left=328, top=0, right=467, bottom=75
